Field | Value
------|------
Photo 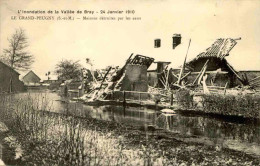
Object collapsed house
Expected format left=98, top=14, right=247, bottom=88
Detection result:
left=80, top=37, right=259, bottom=102
left=81, top=54, right=155, bottom=101
left=184, top=38, right=241, bottom=88
left=147, top=37, right=260, bottom=95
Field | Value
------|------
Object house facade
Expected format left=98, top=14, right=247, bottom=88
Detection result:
left=22, top=70, right=41, bottom=85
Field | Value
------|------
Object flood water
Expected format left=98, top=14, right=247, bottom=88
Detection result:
left=3, top=91, right=260, bottom=157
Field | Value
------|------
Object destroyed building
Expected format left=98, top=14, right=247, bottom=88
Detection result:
left=82, top=54, right=154, bottom=101
left=81, top=36, right=259, bottom=102
left=184, top=38, right=242, bottom=88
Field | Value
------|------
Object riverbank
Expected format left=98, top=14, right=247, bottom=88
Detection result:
left=4, top=112, right=260, bottom=165
left=1, top=110, right=259, bottom=165
left=1, top=93, right=260, bottom=165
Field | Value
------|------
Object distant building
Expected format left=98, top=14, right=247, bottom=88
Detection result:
left=0, top=61, right=25, bottom=92
left=22, top=70, right=41, bottom=85
left=42, top=79, right=60, bottom=84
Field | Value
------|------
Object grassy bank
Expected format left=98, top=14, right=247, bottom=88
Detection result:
left=0, top=94, right=170, bottom=165
left=176, top=89, right=260, bottom=119
left=0, top=93, right=260, bottom=165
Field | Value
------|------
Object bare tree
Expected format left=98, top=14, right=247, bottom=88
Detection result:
left=55, top=59, right=82, bottom=81
left=2, top=28, right=34, bottom=71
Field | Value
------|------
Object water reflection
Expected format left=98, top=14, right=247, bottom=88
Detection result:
left=59, top=101, right=260, bottom=146
left=156, top=114, right=260, bottom=145
left=11, top=92, right=260, bottom=148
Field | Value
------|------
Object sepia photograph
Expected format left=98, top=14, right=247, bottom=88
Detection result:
left=0, top=0, right=260, bottom=165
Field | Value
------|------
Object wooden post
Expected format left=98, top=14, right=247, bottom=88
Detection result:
left=123, top=91, right=126, bottom=106
left=170, top=93, right=173, bottom=106
left=0, top=143, right=2, bottom=160
left=139, top=92, right=141, bottom=104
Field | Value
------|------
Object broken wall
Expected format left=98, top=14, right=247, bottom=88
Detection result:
left=147, top=71, right=158, bottom=87
left=120, top=64, right=148, bottom=92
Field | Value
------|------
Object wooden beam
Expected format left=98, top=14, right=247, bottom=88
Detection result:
left=226, top=63, right=244, bottom=84
left=251, top=80, right=260, bottom=86
left=165, top=69, right=170, bottom=89
left=98, top=67, right=112, bottom=90
left=180, top=71, right=191, bottom=81
left=177, top=39, right=191, bottom=85
left=198, top=63, right=208, bottom=85
left=192, top=59, right=209, bottom=85
left=171, top=72, right=179, bottom=79
left=224, top=82, right=228, bottom=95
left=159, top=78, right=167, bottom=89
left=249, top=76, right=260, bottom=83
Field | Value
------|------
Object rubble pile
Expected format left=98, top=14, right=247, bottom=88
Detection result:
left=77, top=38, right=259, bottom=104
left=81, top=54, right=155, bottom=102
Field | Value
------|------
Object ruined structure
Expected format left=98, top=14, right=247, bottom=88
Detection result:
left=120, top=64, right=148, bottom=92
left=184, top=38, right=242, bottom=88
left=82, top=54, right=154, bottom=101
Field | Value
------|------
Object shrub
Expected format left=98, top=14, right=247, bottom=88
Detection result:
left=175, top=89, right=196, bottom=109
left=201, top=94, right=260, bottom=118
left=0, top=93, right=173, bottom=165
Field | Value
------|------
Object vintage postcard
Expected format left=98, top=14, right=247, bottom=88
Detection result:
left=0, top=0, right=260, bottom=165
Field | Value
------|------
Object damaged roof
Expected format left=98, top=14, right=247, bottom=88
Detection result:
left=194, top=38, right=237, bottom=60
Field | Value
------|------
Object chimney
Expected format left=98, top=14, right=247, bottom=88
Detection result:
left=154, top=39, right=161, bottom=48
left=172, top=34, right=181, bottom=49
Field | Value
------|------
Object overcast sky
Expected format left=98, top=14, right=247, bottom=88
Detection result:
left=1, top=0, right=260, bottom=80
